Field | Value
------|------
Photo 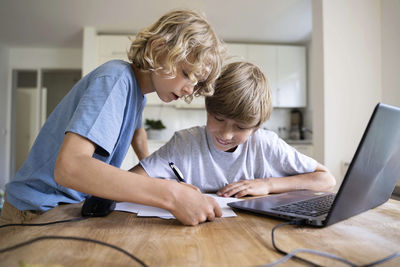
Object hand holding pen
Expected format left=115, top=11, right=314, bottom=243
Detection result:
left=169, top=162, right=187, bottom=183
left=169, top=162, right=201, bottom=192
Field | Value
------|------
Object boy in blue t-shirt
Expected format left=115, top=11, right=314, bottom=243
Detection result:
left=133, top=62, right=336, bottom=197
left=2, top=10, right=225, bottom=226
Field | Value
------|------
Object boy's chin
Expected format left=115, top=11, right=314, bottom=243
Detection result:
left=158, top=95, right=174, bottom=103
left=214, top=143, right=238, bottom=152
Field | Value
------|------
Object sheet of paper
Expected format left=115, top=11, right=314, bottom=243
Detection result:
left=115, top=193, right=242, bottom=219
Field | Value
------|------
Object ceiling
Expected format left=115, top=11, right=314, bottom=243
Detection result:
left=0, top=0, right=312, bottom=49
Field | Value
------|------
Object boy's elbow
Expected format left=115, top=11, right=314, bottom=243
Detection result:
left=54, top=153, right=76, bottom=188
left=324, top=172, right=336, bottom=190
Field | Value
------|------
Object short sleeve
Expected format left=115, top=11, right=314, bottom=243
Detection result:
left=256, top=130, right=318, bottom=177
left=66, top=76, right=128, bottom=156
left=140, top=135, right=177, bottom=179
left=135, top=96, right=146, bottom=129
left=273, top=137, right=318, bottom=176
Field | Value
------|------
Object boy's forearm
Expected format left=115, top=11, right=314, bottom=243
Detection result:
left=131, top=127, right=150, bottom=160
left=55, top=153, right=174, bottom=210
left=129, top=163, right=149, bottom=176
left=267, top=170, right=336, bottom=194
left=56, top=154, right=222, bottom=226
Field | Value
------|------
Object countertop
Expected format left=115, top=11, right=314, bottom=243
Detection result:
left=285, top=139, right=313, bottom=145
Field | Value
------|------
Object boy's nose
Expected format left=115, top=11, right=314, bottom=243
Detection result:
left=182, top=82, right=195, bottom=96
left=219, top=128, right=233, bottom=140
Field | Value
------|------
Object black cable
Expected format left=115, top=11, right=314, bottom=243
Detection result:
left=0, top=217, right=88, bottom=229
left=0, top=235, right=148, bottom=267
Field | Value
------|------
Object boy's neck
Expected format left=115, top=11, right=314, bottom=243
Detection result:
left=226, top=146, right=238, bottom=153
left=131, top=64, right=155, bottom=95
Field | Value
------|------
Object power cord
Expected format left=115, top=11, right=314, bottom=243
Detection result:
left=360, top=252, right=400, bottom=267
left=0, top=217, right=87, bottom=228
left=0, top=235, right=148, bottom=267
left=268, top=220, right=324, bottom=267
left=262, top=220, right=400, bottom=267
left=0, top=217, right=148, bottom=267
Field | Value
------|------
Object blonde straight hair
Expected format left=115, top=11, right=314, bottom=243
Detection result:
left=128, top=9, right=225, bottom=100
left=205, top=62, right=273, bottom=128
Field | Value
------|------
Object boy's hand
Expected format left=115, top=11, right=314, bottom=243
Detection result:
left=180, top=182, right=201, bottom=192
left=217, top=179, right=270, bottom=198
left=168, top=182, right=222, bottom=226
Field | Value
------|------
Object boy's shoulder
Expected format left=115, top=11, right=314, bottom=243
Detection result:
left=100, top=59, right=131, bottom=69
left=250, top=129, right=297, bottom=157
left=92, top=60, right=133, bottom=79
left=251, top=128, right=280, bottom=143
left=174, top=126, right=205, bottom=141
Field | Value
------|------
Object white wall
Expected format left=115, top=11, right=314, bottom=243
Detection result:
left=313, top=0, right=382, bottom=188
left=382, top=0, right=400, bottom=187
left=0, top=43, right=10, bottom=190
left=0, top=47, right=82, bottom=188
left=311, top=1, right=325, bottom=164
left=382, top=0, right=400, bottom=107
left=9, top=48, right=82, bottom=69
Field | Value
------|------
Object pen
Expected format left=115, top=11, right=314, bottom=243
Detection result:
left=168, top=162, right=187, bottom=183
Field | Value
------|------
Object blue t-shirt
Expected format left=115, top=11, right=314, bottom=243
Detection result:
left=6, top=60, right=146, bottom=211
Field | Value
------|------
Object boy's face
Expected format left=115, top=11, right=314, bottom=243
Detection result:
left=206, top=113, right=256, bottom=152
left=151, top=59, right=201, bottom=103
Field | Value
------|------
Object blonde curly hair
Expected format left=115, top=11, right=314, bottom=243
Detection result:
left=128, top=9, right=225, bottom=102
left=206, top=62, right=273, bottom=128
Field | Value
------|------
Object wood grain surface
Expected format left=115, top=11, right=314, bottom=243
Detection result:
left=0, top=199, right=399, bottom=267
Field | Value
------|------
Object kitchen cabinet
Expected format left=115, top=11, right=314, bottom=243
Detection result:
left=225, top=43, right=247, bottom=63
left=246, top=44, right=279, bottom=107
left=276, top=46, right=306, bottom=107
left=174, top=95, right=205, bottom=109
left=145, top=92, right=173, bottom=106
left=225, top=43, right=306, bottom=107
left=95, top=36, right=307, bottom=108
left=291, top=144, right=314, bottom=158
left=97, top=35, right=131, bottom=65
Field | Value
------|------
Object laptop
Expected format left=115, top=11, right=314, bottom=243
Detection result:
left=228, top=103, right=400, bottom=227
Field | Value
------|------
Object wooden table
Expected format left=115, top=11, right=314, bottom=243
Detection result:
left=1, top=199, right=399, bottom=267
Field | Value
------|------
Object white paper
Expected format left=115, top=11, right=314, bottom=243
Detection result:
left=115, top=193, right=242, bottom=219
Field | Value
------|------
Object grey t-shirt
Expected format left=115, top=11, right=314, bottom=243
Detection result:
left=140, top=126, right=317, bottom=192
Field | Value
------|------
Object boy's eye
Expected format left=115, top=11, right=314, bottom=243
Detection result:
left=236, top=124, right=253, bottom=130
left=214, top=116, right=224, bottom=122
left=182, top=70, right=189, bottom=78
left=237, top=126, right=252, bottom=131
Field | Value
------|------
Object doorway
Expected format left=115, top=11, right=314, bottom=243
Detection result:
left=11, top=69, right=81, bottom=177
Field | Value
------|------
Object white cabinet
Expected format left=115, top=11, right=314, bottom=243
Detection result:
left=225, top=43, right=247, bottom=64
left=97, top=35, right=132, bottom=65
left=225, top=43, right=306, bottom=108
left=174, top=95, right=205, bottom=109
left=95, top=37, right=307, bottom=108
left=276, top=46, right=306, bottom=107
left=246, top=45, right=279, bottom=107
left=292, top=144, right=314, bottom=158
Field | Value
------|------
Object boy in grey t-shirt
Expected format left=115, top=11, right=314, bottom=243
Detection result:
left=133, top=62, right=336, bottom=197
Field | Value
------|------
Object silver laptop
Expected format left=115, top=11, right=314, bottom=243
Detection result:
left=228, top=103, right=400, bottom=227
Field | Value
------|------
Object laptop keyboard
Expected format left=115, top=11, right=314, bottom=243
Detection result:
left=271, top=194, right=335, bottom=217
